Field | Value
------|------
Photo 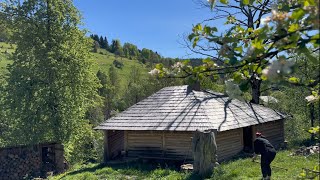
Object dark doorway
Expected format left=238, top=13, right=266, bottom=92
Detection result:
left=243, top=126, right=253, bottom=152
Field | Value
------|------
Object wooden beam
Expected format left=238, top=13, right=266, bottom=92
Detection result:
left=162, top=132, right=165, bottom=157
left=104, top=130, right=110, bottom=162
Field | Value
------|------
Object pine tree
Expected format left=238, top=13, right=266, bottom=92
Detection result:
left=103, top=37, right=109, bottom=51
left=99, top=36, right=104, bottom=48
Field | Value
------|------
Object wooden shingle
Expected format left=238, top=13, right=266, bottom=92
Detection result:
left=95, top=85, right=285, bottom=132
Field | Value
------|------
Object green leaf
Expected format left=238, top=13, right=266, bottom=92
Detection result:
left=288, top=77, right=300, bottom=84
left=193, top=37, right=199, bottom=48
left=252, top=38, right=264, bottom=50
left=194, top=24, right=202, bottom=31
left=233, top=72, right=243, bottom=82
left=243, top=70, right=249, bottom=77
left=310, top=33, right=320, bottom=45
left=220, top=0, right=228, bottom=4
left=291, top=9, right=305, bottom=20
left=242, top=0, right=249, bottom=5
left=155, top=63, right=164, bottom=70
left=261, top=74, right=267, bottom=81
left=288, top=24, right=299, bottom=32
left=188, top=33, right=196, bottom=41
left=256, top=67, right=262, bottom=74
left=234, top=46, right=243, bottom=53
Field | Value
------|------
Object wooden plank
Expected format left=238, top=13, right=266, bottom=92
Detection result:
left=124, top=131, right=128, bottom=152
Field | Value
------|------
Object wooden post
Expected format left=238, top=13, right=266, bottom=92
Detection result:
left=162, top=132, right=166, bottom=157
left=54, top=144, right=65, bottom=173
left=104, top=130, right=110, bottom=162
left=124, top=131, right=128, bottom=152
left=192, top=129, right=217, bottom=178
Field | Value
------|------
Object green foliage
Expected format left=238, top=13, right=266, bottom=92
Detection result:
left=110, top=39, right=123, bottom=56
left=2, top=0, right=99, bottom=145
left=123, top=42, right=139, bottom=60
left=64, top=120, right=103, bottom=164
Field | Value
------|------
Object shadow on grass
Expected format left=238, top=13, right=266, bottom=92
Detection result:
left=61, top=159, right=185, bottom=178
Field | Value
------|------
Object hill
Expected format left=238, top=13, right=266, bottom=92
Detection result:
left=0, top=42, right=150, bottom=93
left=50, top=150, right=318, bottom=180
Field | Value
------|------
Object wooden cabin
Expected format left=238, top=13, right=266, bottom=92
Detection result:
left=95, top=85, right=285, bottom=162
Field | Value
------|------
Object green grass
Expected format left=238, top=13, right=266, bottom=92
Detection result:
left=50, top=150, right=319, bottom=180
left=0, top=42, right=14, bottom=77
left=91, top=49, right=148, bottom=92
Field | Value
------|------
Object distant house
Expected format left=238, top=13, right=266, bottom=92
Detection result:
left=95, top=85, right=285, bottom=162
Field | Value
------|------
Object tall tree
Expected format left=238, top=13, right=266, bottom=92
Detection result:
left=2, top=0, right=99, bottom=145
left=103, top=37, right=109, bottom=51
left=110, top=39, right=124, bottom=56
left=99, top=36, right=104, bottom=48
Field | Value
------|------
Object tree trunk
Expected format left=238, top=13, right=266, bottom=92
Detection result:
left=250, top=74, right=261, bottom=104
left=192, top=129, right=217, bottom=178
left=310, top=103, right=315, bottom=141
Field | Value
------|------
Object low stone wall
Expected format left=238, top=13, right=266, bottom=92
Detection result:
left=0, top=143, right=65, bottom=180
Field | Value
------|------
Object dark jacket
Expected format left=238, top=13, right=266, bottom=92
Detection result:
left=254, top=137, right=276, bottom=156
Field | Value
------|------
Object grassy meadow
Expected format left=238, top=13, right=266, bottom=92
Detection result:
left=50, top=150, right=319, bottom=180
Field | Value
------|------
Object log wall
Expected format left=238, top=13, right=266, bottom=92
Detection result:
left=0, top=143, right=65, bottom=180
left=216, top=128, right=243, bottom=161
left=253, top=120, right=285, bottom=149
left=108, top=130, right=124, bottom=159
left=125, top=130, right=242, bottom=161
left=126, top=131, right=193, bottom=160
left=103, top=121, right=283, bottom=162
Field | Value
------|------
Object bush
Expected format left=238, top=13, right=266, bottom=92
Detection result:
left=64, top=120, right=103, bottom=165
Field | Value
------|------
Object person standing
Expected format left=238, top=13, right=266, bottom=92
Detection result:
left=252, top=132, right=277, bottom=180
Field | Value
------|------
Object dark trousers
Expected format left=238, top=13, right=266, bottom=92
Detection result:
left=261, top=151, right=276, bottom=177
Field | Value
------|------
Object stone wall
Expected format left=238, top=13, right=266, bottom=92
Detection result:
left=0, top=143, right=65, bottom=180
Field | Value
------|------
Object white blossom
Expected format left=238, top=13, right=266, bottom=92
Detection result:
left=260, top=96, right=278, bottom=104
left=262, top=59, right=294, bottom=80
left=225, top=80, right=243, bottom=100
left=148, top=68, right=160, bottom=76
left=172, top=62, right=184, bottom=69
left=261, top=16, right=272, bottom=25
left=305, top=95, right=318, bottom=103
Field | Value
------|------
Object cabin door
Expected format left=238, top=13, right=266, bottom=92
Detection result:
left=243, top=126, right=253, bottom=152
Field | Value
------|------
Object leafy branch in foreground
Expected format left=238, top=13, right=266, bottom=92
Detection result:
left=152, top=0, right=319, bottom=104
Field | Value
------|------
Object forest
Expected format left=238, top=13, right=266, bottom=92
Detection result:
left=0, top=0, right=319, bottom=179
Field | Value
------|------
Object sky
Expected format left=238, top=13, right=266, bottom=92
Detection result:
left=74, top=0, right=216, bottom=59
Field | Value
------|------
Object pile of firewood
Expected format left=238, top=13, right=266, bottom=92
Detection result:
left=290, top=144, right=320, bottom=156
left=0, top=148, right=42, bottom=180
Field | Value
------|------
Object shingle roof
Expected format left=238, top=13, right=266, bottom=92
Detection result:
left=95, top=85, right=285, bottom=132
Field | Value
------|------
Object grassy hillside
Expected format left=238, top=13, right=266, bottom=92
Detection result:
left=91, top=48, right=148, bottom=92
left=0, top=42, right=14, bottom=76
left=50, top=151, right=318, bottom=180
left=0, top=42, right=149, bottom=93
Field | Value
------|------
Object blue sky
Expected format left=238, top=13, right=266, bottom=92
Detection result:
left=74, top=0, right=216, bottom=58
